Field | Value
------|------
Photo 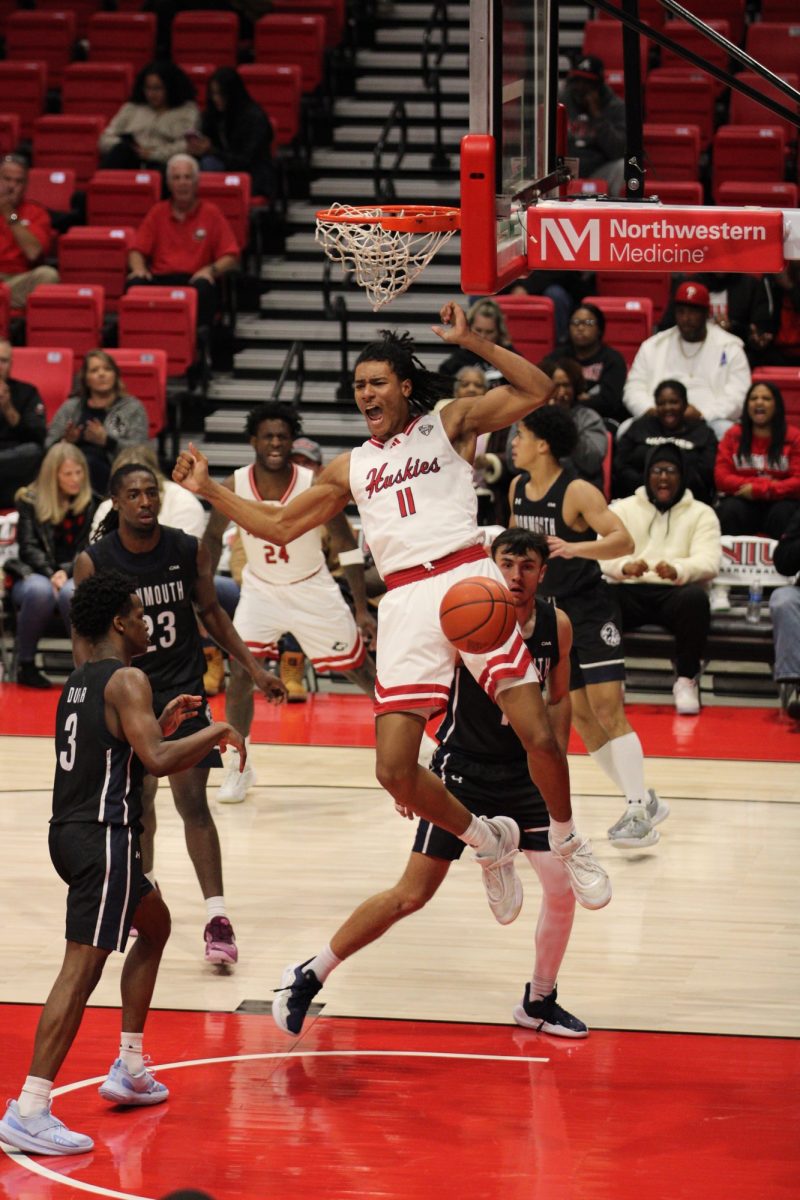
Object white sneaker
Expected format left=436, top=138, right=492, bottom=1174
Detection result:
left=474, top=815, right=523, bottom=925
left=710, top=584, right=729, bottom=613
left=217, top=747, right=256, bottom=803
left=673, top=676, right=700, bottom=715
left=646, top=788, right=670, bottom=826
left=549, top=831, right=612, bottom=910
left=607, top=803, right=660, bottom=849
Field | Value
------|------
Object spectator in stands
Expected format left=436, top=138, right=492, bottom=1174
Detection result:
left=186, top=67, right=275, bottom=198
left=714, top=380, right=800, bottom=539
left=6, top=444, right=98, bottom=688
left=614, top=379, right=717, bottom=503
left=540, top=356, right=608, bottom=490
left=658, top=273, right=773, bottom=362
left=623, top=281, right=751, bottom=438
left=769, top=507, right=800, bottom=721
left=556, top=302, right=627, bottom=426
left=46, top=351, right=149, bottom=494
left=0, top=338, right=46, bottom=509
left=758, top=262, right=800, bottom=368
left=561, top=56, right=625, bottom=196
left=128, top=154, right=240, bottom=330
left=506, top=271, right=586, bottom=344
left=602, top=442, right=721, bottom=716
left=99, top=61, right=199, bottom=171
left=438, top=298, right=516, bottom=385
left=0, top=155, right=59, bottom=310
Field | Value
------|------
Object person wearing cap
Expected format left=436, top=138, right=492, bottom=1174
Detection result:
left=623, top=281, right=751, bottom=439
left=658, top=273, right=773, bottom=359
left=602, top=442, right=721, bottom=715
left=561, top=56, right=626, bottom=196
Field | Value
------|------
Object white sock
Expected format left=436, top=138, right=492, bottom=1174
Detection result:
left=119, top=1031, right=144, bottom=1075
left=306, top=944, right=341, bottom=983
left=605, top=731, right=647, bottom=805
left=526, top=851, right=576, bottom=1000
left=548, top=817, right=576, bottom=845
left=17, top=1075, right=52, bottom=1118
left=589, top=740, right=623, bottom=791
left=205, top=896, right=227, bottom=921
left=461, top=814, right=494, bottom=853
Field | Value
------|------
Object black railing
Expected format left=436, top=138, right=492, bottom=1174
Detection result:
left=322, top=259, right=352, bottom=400
left=422, top=0, right=451, bottom=172
left=270, top=341, right=305, bottom=406
left=373, top=99, right=408, bottom=200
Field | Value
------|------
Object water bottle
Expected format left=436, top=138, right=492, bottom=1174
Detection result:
left=746, top=580, right=763, bottom=625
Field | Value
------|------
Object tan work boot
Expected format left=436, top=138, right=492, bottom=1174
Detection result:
left=203, top=646, right=226, bottom=696
left=280, top=651, right=308, bottom=702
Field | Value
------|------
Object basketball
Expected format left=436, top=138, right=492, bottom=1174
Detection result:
left=439, top=575, right=518, bottom=654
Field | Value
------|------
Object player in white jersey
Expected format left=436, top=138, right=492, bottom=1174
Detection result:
left=204, top=401, right=377, bottom=803
left=175, top=301, right=612, bottom=915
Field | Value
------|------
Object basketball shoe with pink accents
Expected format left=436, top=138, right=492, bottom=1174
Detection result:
left=204, top=916, right=238, bottom=965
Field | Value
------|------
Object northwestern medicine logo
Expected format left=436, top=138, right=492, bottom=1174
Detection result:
left=533, top=213, right=772, bottom=268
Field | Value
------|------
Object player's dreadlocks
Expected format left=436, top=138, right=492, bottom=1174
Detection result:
left=355, top=329, right=453, bottom=414
left=70, top=569, right=138, bottom=641
left=92, top=463, right=159, bottom=541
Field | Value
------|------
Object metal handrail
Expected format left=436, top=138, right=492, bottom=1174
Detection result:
left=270, top=340, right=304, bottom=406
left=422, top=0, right=450, bottom=171
left=321, top=259, right=352, bottom=400
left=373, top=99, right=408, bottom=200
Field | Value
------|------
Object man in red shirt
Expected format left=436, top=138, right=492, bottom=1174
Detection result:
left=128, top=153, right=239, bottom=329
left=0, top=155, right=59, bottom=309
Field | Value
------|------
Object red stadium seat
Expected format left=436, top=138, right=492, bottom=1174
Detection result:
left=0, top=114, right=20, bottom=156
left=178, top=63, right=215, bottom=109
left=0, top=62, right=47, bottom=140
left=86, top=170, right=161, bottom=229
left=58, top=226, right=135, bottom=314
left=107, top=347, right=168, bottom=439
left=239, top=64, right=303, bottom=148
left=254, top=14, right=326, bottom=93
left=566, top=178, right=609, bottom=197
left=26, top=285, right=105, bottom=372
left=645, top=69, right=716, bottom=145
left=5, top=11, right=76, bottom=89
left=171, top=11, right=239, bottom=69
left=661, top=20, right=731, bottom=87
left=273, top=0, right=346, bottom=49
left=581, top=21, right=650, bottom=74
left=197, top=173, right=251, bottom=252
left=582, top=296, right=654, bottom=369
left=716, top=181, right=799, bottom=208
left=643, top=179, right=704, bottom=204
left=729, top=72, right=800, bottom=147
left=87, top=13, right=157, bottom=74
left=595, top=0, right=665, bottom=30
left=494, top=296, right=556, bottom=367
left=10, top=347, right=75, bottom=423
left=37, top=0, right=103, bottom=40
left=643, top=123, right=701, bottom=181
left=682, top=0, right=745, bottom=45
left=61, top=62, right=134, bottom=124
left=752, top=368, right=800, bottom=424
left=744, top=24, right=800, bottom=79
left=712, top=126, right=785, bottom=201
left=25, top=168, right=76, bottom=215
left=761, top=0, right=800, bottom=18
left=32, top=115, right=105, bottom=190
left=595, top=272, right=671, bottom=323
left=119, top=286, right=198, bottom=377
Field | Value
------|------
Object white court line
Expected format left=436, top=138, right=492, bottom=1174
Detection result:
left=2, top=1048, right=550, bottom=1198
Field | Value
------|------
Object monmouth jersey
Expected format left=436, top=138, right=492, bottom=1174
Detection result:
left=52, top=660, right=144, bottom=827
left=512, top=465, right=601, bottom=599
left=436, top=596, right=559, bottom=766
left=87, top=526, right=206, bottom=693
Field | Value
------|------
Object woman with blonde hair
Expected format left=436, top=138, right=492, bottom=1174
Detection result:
left=7, top=444, right=99, bottom=688
left=46, top=351, right=149, bottom=493
left=438, top=297, right=518, bottom=384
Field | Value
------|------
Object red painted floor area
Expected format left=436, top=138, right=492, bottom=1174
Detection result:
left=1, top=1005, right=798, bottom=1200
left=1, top=683, right=798, bottom=760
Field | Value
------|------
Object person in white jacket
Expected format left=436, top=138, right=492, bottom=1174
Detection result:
left=602, top=442, right=722, bottom=714
left=623, top=281, right=750, bottom=439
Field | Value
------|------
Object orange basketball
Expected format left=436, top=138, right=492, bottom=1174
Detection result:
left=439, top=575, right=518, bottom=654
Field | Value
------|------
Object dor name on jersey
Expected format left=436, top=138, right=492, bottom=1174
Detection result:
left=349, top=410, right=481, bottom=578
left=234, top=463, right=325, bottom=586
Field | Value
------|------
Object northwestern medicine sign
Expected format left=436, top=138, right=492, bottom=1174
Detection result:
left=526, top=204, right=785, bottom=272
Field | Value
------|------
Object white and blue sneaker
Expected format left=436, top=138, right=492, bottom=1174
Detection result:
left=98, top=1058, right=169, bottom=1107
left=513, top=985, right=589, bottom=1038
left=272, top=960, right=323, bottom=1036
left=0, top=1099, right=94, bottom=1156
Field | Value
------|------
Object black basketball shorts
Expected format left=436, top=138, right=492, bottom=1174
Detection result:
left=152, top=681, right=222, bottom=770
left=556, top=583, right=626, bottom=691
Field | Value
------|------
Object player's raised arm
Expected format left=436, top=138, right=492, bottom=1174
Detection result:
left=433, top=300, right=554, bottom=437
left=174, top=443, right=352, bottom=546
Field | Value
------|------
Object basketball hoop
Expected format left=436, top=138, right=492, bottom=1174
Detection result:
left=315, top=203, right=461, bottom=311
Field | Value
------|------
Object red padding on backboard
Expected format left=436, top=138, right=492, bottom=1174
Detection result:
left=460, top=133, right=499, bottom=295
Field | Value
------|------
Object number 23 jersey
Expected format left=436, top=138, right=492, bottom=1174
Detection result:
left=234, top=463, right=325, bottom=586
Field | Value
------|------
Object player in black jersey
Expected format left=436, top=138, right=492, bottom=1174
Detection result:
left=510, top=406, right=670, bottom=850
left=0, top=571, right=245, bottom=1157
left=272, top=530, right=588, bottom=1039
left=73, top=463, right=286, bottom=967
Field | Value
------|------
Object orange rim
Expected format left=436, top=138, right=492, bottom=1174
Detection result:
left=316, top=204, right=461, bottom=232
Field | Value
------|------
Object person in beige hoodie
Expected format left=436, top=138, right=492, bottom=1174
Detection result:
left=602, top=441, right=721, bottom=715
left=99, top=61, right=199, bottom=170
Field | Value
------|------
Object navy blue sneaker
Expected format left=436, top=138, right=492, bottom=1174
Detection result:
left=512, top=985, right=588, bottom=1038
left=272, top=960, right=323, bottom=1036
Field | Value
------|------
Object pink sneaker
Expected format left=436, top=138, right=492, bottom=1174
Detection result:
left=204, top=916, right=238, bottom=965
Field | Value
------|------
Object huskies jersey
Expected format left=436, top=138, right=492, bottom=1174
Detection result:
left=349, top=409, right=480, bottom=578
left=512, top=465, right=601, bottom=599
left=88, top=526, right=206, bottom=693
left=52, top=660, right=144, bottom=826
left=234, top=463, right=325, bottom=585
left=436, top=597, right=559, bottom=767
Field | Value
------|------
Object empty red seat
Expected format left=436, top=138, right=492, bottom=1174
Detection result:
left=26, top=285, right=105, bottom=372
left=32, top=116, right=105, bottom=190
left=595, top=272, right=671, bottom=322
left=643, top=179, right=704, bottom=204
left=87, top=12, right=157, bottom=74
left=5, top=11, right=76, bottom=89
left=581, top=296, right=654, bottom=369
left=0, top=62, right=47, bottom=140
left=716, top=180, right=799, bottom=207
left=86, top=170, right=161, bottom=229
left=10, top=347, right=75, bottom=423
left=745, top=23, right=800, bottom=79
left=712, top=126, right=785, bottom=201
left=581, top=21, right=650, bottom=74
left=643, top=123, right=701, bottom=180
left=58, top=226, right=135, bottom=313
left=254, top=14, right=326, bottom=93
left=595, top=0, right=665, bottom=30
left=178, top=63, right=215, bottom=109
left=171, top=11, right=239, bottom=68
left=273, top=0, right=345, bottom=49
left=761, top=0, right=800, bottom=19
left=752, top=368, right=800, bottom=423
left=729, top=71, right=800, bottom=146
left=37, top=0, right=102, bottom=40
left=239, top=64, right=303, bottom=148
left=119, top=286, right=198, bottom=377
left=494, top=296, right=556, bottom=366
left=197, top=173, right=252, bottom=252
left=107, top=347, right=168, bottom=438
left=661, top=19, right=731, bottom=85
left=645, top=69, right=716, bottom=145
left=682, top=0, right=745, bottom=45
left=0, top=113, right=20, bottom=156
left=25, top=168, right=76, bottom=214
left=61, top=62, right=134, bottom=124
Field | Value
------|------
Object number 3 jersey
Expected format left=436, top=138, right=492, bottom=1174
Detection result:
left=52, top=660, right=144, bottom=826
left=87, top=526, right=206, bottom=694
left=234, top=463, right=325, bottom=585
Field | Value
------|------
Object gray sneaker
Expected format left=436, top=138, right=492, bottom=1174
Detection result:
left=474, top=815, right=523, bottom=925
left=607, top=803, right=660, bottom=849
left=646, top=788, right=670, bottom=827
